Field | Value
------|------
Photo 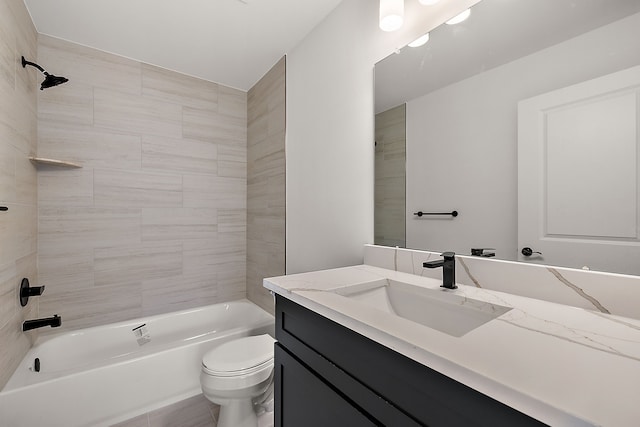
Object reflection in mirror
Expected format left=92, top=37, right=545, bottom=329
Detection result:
left=374, top=0, right=640, bottom=275
left=375, top=104, right=406, bottom=247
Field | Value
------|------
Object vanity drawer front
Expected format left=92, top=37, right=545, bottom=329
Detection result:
left=275, top=295, right=547, bottom=427
left=275, top=343, right=413, bottom=427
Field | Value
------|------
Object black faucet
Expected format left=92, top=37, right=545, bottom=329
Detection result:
left=423, top=252, right=457, bottom=289
left=23, top=315, right=62, bottom=331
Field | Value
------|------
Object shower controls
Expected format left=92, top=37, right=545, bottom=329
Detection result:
left=19, top=278, right=46, bottom=307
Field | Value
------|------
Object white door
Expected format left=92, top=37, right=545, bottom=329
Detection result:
left=518, top=65, right=640, bottom=275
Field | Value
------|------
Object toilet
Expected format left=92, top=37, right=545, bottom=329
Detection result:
left=200, top=334, right=275, bottom=427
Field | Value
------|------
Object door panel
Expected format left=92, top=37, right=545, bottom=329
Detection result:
left=518, top=65, right=640, bottom=274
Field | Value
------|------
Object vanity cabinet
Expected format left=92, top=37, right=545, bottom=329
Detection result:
left=274, top=295, right=546, bottom=427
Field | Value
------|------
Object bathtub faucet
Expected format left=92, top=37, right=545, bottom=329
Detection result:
left=23, top=314, right=62, bottom=331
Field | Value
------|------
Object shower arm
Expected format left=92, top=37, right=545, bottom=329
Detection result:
left=21, top=56, right=48, bottom=75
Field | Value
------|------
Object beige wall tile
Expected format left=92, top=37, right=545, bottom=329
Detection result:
left=0, top=261, right=17, bottom=330
left=94, top=243, right=183, bottom=287
left=183, top=174, right=245, bottom=209
left=246, top=57, right=285, bottom=315
left=37, top=167, right=93, bottom=207
left=94, top=88, right=182, bottom=138
left=219, top=85, right=247, bottom=120
left=0, top=204, right=37, bottom=263
left=218, top=209, right=246, bottom=233
left=13, top=24, right=37, bottom=99
left=141, top=135, right=217, bottom=174
left=218, top=144, right=246, bottom=163
left=267, top=102, right=286, bottom=136
left=183, top=106, right=246, bottom=144
left=15, top=153, right=36, bottom=205
left=0, top=315, right=32, bottom=388
left=94, top=168, right=183, bottom=208
left=217, top=144, right=246, bottom=178
left=142, top=63, right=218, bottom=110
left=0, top=81, right=36, bottom=147
left=0, top=13, right=14, bottom=90
left=216, top=268, right=247, bottom=301
left=142, top=273, right=219, bottom=317
left=375, top=104, right=406, bottom=247
left=247, top=110, right=268, bottom=144
left=38, top=123, right=142, bottom=169
left=142, top=208, right=218, bottom=242
left=38, top=282, right=143, bottom=332
left=0, top=0, right=37, bottom=389
left=36, top=37, right=250, bottom=336
left=38, top=207, right=142, bottom=250
left=38, top=81, right=94, bottom=125
left=37, top=245, right=95, bottom=293
left=0, top=142, right=16, bottom=202
left=183, top=234, right=246, bottom=280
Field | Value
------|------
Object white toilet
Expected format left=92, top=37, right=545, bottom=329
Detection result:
left=200, top=334, right=275, bottom=427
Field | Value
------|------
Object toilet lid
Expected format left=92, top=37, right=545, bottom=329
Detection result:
left=202, top=334, right=275, bottom=374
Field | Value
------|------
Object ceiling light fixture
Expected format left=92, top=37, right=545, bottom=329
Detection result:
left=418, top=0, right=441, bottom=5
left=408, top=33, right=430, bottom=47
left=445, top=8, right=471, bottom=25
left=379, top=0, right=404, bottom=32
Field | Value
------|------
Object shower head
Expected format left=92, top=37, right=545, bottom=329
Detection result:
left=21, top=56, right=69, bottom=90
left=40, top=73, right=69, bottom=90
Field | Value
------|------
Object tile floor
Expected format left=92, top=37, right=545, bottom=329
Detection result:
left=111, top=394, right=220, bottom=427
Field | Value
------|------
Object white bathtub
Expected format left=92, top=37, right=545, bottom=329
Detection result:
left=0, top=300, right=274, bottom=427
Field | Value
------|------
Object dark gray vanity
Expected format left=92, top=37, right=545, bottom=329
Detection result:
left=274, top=295, right=545, bottom=426
left=265, top=263, right=640, bottom=426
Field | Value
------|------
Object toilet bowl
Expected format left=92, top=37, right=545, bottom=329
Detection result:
left=200, top=334, right=275, bottom=427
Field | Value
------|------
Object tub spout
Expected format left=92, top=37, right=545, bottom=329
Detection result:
left=23, top=315, right=61, bottom=331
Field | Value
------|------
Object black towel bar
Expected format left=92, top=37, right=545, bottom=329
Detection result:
left=413, top=210, right=458, bottom=217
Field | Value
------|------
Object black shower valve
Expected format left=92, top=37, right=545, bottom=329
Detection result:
left=19, top=278, right=46, bottom=307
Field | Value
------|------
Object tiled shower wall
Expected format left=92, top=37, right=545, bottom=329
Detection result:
left=36, top=35, right=248, bottom=331
left=0, top=0, right=39, bottom=389
left=246, top=57, right=286, bottom=315
left=374, top=104, right=406, bottom=248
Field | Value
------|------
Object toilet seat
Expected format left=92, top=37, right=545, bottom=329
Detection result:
left=202, top=334, right=275, bottom=377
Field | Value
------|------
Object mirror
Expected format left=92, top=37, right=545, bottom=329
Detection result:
left=374, top=0, right=640, bottom=275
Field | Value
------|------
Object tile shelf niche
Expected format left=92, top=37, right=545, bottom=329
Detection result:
left=28, top=156, right=82, bottom=169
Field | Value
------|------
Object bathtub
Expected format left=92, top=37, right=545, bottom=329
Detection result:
left=0, top=300, right=274, bottom=427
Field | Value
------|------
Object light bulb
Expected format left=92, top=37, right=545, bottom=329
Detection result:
left=379, top=0, right=404, bottom=32
left=408, top=33, right=430, bottom=47
left=418, top=0, right=440, bottom=5
left=445, top=8, right=471, bottom=25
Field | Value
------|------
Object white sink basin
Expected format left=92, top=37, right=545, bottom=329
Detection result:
left=335, top=279, right=511, bottom=337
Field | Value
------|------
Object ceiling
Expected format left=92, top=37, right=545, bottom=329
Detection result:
left=23, top=0, right=343, bottom=91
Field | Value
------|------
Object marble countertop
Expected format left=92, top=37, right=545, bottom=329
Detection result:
left=264, top=264, right=640, bottom=427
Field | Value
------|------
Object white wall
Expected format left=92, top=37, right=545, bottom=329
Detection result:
left=405, top=12, right=640, bottom=260
left=285, top=0, right=480, bottom=274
